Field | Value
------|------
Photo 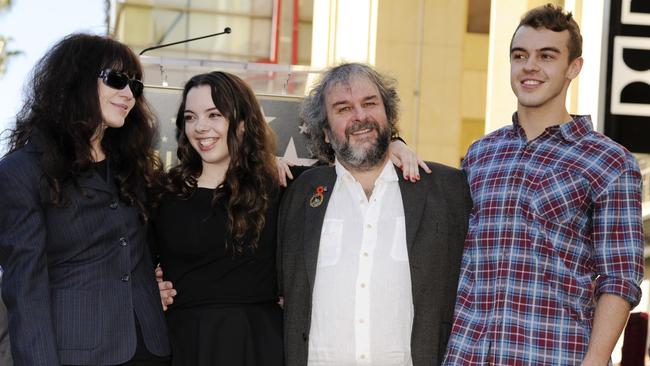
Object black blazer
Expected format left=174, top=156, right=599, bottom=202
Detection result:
left=0, top=138, right=170, bottom=365
left=0, top=277, right=13, bottom=366
left=278, top=162, right=472, bottom=366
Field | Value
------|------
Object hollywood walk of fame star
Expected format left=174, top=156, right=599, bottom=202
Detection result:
left=281, top=137, right=317, bottom=166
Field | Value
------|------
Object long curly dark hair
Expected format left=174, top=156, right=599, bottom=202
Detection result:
left=167, top=71, right=278, bottom=253
left=5, top=33, right=162, bottom=222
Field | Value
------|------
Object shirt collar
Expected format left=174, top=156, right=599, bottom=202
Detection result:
left=511, top=113, right=593, bottom=142
left=558, top=115, right=593, bottom=142
left=334, top=158, right=398, bottom=186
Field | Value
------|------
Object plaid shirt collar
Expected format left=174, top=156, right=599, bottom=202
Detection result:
left=509, top=113, right=594, bottom=143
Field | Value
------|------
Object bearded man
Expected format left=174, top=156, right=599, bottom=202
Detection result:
left=278, top=63, right=472, bottom=366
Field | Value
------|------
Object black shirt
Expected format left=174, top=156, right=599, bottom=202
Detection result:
left=153, top=188, right=281, bottom=309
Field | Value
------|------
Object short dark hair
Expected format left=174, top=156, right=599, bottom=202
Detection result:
left=511, top=3, right=583, bottom=62
left=300, top=62, right=400, bottom=163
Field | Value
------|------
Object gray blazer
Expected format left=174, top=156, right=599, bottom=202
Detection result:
left=278, top=162, right=472, bottom=366
left=0, top=138, right=170, bottom=365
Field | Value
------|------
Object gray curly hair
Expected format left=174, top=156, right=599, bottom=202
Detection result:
left=300, top=63, right=400, bottom=163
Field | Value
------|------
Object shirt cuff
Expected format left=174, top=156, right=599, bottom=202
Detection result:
left=595, top=275, right=642, bottom=308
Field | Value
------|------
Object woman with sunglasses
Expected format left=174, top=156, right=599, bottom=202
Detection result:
left=0, top=33, right=170, bottom=365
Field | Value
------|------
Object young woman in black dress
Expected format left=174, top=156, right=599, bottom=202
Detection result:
left=153, top=71, right=285, bottom=366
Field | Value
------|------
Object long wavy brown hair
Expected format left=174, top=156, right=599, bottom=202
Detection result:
left=167, top=71, right=278, bottom=253
left=5, top=33, right=162, bottom=222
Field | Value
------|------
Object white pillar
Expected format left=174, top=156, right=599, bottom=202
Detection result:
left=310, top=0, right=378, bottom=68
left=565, top=0, right=608, bottom=132
left=484, top=0, right=529, bottom=133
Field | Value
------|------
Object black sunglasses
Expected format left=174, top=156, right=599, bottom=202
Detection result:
left=99, top=69, right=144, bottom=98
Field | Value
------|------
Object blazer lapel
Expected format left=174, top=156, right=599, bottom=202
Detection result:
left=77, top=159, right=116, bottom=195
left=396, top=165, right=427, bottom=251
left=303, top=167, right=337, bottom=288
left=25, top=132, right=115, bottom=195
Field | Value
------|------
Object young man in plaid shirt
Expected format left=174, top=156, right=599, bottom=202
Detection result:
left=444, top=4, right=644, bottom=365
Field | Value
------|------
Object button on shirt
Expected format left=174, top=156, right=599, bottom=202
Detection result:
left=308, top=160, right=414, bottom=366
left=444, top=114, right=644, bottom=365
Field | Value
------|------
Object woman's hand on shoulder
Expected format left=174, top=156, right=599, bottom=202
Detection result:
left=388, top=139, right=432, bottom=182
left=275, top=157, right=295, bottom=187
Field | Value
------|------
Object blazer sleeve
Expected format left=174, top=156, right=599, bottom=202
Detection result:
left=277, top=164, right=312, bottom=295
left=0, top=161, right=60, bottom=365
left=460, top=168, right=473, bottom=220
left=276, top=179, right=294, bottom=296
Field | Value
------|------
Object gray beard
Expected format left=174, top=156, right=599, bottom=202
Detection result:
left=328, top=119, right=391, bottom=171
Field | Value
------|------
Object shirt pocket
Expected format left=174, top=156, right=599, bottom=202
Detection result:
left=531, top=170, right=588, bottom=225
left=317, top=219, right=343, bottom=267
left=390, top=216, right=408, bottom=261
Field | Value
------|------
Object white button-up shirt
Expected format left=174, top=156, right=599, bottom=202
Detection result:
left=308, top=160, right=414, bottom=366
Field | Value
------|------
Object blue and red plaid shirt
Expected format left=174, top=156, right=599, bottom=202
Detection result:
left=443, top=114, right=644, bottom=365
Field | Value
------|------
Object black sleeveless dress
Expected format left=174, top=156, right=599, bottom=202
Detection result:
left=152, top=187, right=283, bottom=366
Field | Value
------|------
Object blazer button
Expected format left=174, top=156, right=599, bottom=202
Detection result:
left=109, top=201, right=118, bottom=209
left=302, top=333, right=308, bottom=341
left=121, top=274, right=130, bottom=282
left=119, top=237, right=127, bottom=247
